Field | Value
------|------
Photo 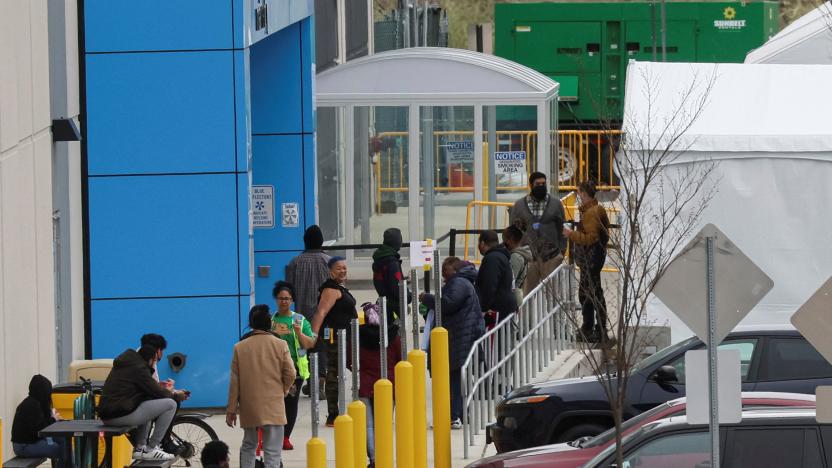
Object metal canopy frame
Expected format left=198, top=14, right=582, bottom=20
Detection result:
left=316, top=47, right=559, bottom=250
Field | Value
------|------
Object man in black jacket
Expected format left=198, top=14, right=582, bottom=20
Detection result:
left=99, top=346, right=187, bottom=461
left=11, top=375, right=66, bottom=468
left=475, top=230, right=517, bottom=324
left=372, top=227, right=410, bottom=321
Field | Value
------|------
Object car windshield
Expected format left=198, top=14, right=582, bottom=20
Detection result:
left=580, top=402, right=675, bottom=448
left=631, top=336, right=698, bottom=374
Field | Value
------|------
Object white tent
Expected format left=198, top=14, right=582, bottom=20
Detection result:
left=745, top=1, right=832, bottom=64
left=622, top=61, right=832, bottom=342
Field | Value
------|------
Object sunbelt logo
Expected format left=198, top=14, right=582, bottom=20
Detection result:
left=714, top=6, right=746, bottom=29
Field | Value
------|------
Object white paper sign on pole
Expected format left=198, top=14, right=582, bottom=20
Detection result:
left=685, top=348, right=742, bottom=424
left=494, top=151, right=526, bottom=176
left=409, top=240, right=434, bottom=269
left=444, top=140, right=474, bottom=163
left=252, top=185, right=275, bottom=228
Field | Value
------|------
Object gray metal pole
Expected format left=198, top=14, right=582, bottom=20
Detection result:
left=351, top=318, right=360, bottom=402
left=423, top=0, right=429, bottom=46
left=410, top=269, right=420, bottom=348
left=433, top=250, right=442, bottom=327
left=399, top=279, right=410, bottom=356
left=310, top=353, right=320, bottom=438
left=422, top=107, right=435, bottom=239
left=338, top=329, right=348, bottom=415
left=380, top=297, right=389, bottom=380
left=660, top=0, right=667, bottom=62
left=487, top=106, right=497, bottom=211
left=706, top=236, right=719, bottom=468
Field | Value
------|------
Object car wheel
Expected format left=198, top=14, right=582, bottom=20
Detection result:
left=554, top=423, right=608, bottom=443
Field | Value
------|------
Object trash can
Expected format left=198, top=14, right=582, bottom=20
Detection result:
left=52, top=382, right=133, bottom=468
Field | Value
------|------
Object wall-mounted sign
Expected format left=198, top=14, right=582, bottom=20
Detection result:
left=252, top=185, right=274, bottom=228
left=443, top=140, right=474, bottom=163
left=282, top=202, right=299, bottom=228
left=494, top=151, right=526, bottom=175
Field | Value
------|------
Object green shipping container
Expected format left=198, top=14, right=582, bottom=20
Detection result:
left=494, top=1, right=779, bottom=127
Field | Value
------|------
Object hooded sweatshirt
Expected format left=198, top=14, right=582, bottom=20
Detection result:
left=372, top=244, right=410, bottom=315
left=11, top=375, right=55, bottom=444
left=475, top=244, right=517, bottom=314
left=98, top=349, right=173, bottom=419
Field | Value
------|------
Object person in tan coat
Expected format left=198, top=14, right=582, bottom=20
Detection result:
left=226, top=304, right=296, bottom=468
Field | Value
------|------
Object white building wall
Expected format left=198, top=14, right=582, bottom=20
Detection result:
left=0, top=0, right=59, bottom=454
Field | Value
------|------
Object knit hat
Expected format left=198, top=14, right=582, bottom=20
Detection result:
left=383, top=228, right=403, bottom=251
left=303, top=225, right=324, bottom=250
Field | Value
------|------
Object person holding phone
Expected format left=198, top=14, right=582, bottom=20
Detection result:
left=270, top=281, right=315, bottom=450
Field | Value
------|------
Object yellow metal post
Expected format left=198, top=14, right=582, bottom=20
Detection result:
left=348, top=400, right=367, bottom=468
left=306, top=437, right=327, bottom=468
left=335, top=414, right=355, bottom=468
left=374, top=379, right=394, bottom=468
left=395, top=361, right=414, bottom=468
left=430, top=327, right=452, bottom=468
left=408, top=350, right=428, bottom=468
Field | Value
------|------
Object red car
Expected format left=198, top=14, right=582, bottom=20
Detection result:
left=466, top=392, right=815, bottom=468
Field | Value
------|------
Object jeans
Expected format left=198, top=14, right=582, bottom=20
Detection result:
left=241, top=425, right=283, bottom=468
left=13, top=438, right=66, bottom=468
left=450, top=367, right=463, bottom=421
left=578, top=252, right=607, bottom=332
left=103, top=398, right=177, bottom=449
left=360, top=397, right=375, bottom=462
left=284, top=377, right=303, bottom=438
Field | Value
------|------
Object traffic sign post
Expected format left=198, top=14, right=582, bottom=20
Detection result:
left=654, top=224, right=774, bottom=468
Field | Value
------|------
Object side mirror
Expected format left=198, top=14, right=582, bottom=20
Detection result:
left=654, top=365, right=678, bottom=383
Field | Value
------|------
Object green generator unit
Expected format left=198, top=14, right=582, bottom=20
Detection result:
left=495, top=1, right=779, bottom=127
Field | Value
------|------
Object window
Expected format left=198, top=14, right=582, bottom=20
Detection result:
left=759, top=338, right=832, bottom=381
left=727, top=428, right=808, bottom=466
left=620, top=431, right=709, bottom=468
left=663, top=339, right=757, bottom=384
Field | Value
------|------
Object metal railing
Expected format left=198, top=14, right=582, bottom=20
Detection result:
left=460, top=264, right=577, bottom=458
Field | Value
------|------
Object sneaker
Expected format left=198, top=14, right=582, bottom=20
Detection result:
left=132, top=446, right=147, bottom=460
left=301, top=381, right=311, bottom=396
left=141, top=446, right=175, bottom=461
left=325, top=414, right=336, bottom=427
left=283, top=436, right=294, bottom=450
left=451, top=419, right=462, bottom=430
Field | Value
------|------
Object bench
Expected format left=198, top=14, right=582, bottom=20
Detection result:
left=130, top=460, right=174, bottom=468
left=2, top=457, right=47, bottom=468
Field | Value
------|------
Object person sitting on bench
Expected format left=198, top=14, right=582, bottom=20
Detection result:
left=11, top=375, right=67, bottom=468
left=99, top=345, right=188, bottom=461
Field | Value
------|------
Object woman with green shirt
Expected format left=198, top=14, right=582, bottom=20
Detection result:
left=271, top=281, right=316, bottom=450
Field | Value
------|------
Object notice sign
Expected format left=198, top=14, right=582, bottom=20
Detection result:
left=494, top=151, right=526, bottom=175
left=252, top=185, right=274, bottom=228
left=282, top=202, right=299, bottom=228
left=409, top=239, right=435, bottom=269
left=444, top=140, right=474, bottom=163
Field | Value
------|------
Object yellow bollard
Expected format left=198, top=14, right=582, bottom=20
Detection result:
left=348, top=400, right=367, bottom=468
left=306, top=437, right=327, bottom=468
left=395, top=360, right=414, bottom=468
left=335, top=414, right=355, bottom=468
left=430, top=327, right=452, bottom=468
left=408, top=350, right=428, bottom=468
left=374, top=379, right=394, bottom=468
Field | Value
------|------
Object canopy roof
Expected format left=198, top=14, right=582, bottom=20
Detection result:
left=745, top=1, right=832, bottom=64
left=316, top=47, right=559, bottom=106
left=622, top=61, right=832, bottom=154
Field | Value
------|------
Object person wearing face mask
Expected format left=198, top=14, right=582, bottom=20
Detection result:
left=310, top=256, right=358, bottom=427
left=371, top=227, right=411, bottom=322
left=509, top=171, right=566, bottom=294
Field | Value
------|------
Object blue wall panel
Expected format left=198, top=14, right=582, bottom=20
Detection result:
left=252, top=252, right=298, bottom=313
left=233, top=0, right=245, bottom=50
left=238, top=173, right=251, bottom=295
left=301, top=16, right=315, bottom=134
left=91, top=296, right=239, bottom=407
left=250, top=24, right=302, bottom=135
left=251, top=135, right=306, bottom=251
left=88, top=174, right=238, bottom=298
left=84, top=1, right=233, bottom=53
left=234, top=50, right=248, bottom=172
left=86, top=52, right=236, bottom=176
left=303, top=134, right=317, bottom=225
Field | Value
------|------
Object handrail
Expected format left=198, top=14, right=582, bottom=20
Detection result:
left=460, top=263, right=577, bottom=458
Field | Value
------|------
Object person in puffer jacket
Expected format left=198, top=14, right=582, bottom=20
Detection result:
left=421, top=257, right=485, bottom=428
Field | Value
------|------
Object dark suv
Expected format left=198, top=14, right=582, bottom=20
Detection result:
left=585, top=407, right=832, bottom=467
left=489, top=326, right=832, bottom=452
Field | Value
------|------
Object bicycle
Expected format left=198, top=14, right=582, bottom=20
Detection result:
left=166, top=412, right=219, bottom=467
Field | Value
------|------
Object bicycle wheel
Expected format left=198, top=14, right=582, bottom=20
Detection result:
left=169, top=416, right=219, bottom=467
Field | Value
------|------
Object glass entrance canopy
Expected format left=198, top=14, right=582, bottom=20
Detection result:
left=315, top=47, right=559, bottom=259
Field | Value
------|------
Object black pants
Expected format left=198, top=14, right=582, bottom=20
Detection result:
left=284, top=377, right=304, bottom=438
left=579, top=254, right=607, bottom=332
left=325, top=340, right=340, bottom=419
left=450, top=367, right=462, bottom=421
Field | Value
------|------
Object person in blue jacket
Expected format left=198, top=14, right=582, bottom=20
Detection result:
left=421, top=256, right=485, bottom=429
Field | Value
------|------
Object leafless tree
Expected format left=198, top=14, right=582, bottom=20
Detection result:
left=549, top=66, right=720, bottom=465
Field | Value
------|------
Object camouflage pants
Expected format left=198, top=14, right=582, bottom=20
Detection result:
left=325, top=339, right=340, bottom=420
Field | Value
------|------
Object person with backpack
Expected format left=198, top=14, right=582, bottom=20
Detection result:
left=503, top=225, right=532, bottom=307
left=563, top=180, right=611, bottom=343
left=270, top=281, right=315, bottom=450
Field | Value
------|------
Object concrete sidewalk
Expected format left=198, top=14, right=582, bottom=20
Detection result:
left=201, top=348, right=584, bottom=468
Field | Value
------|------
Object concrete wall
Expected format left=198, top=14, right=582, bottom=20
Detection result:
left=0, top=0, right=58, bottom=454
